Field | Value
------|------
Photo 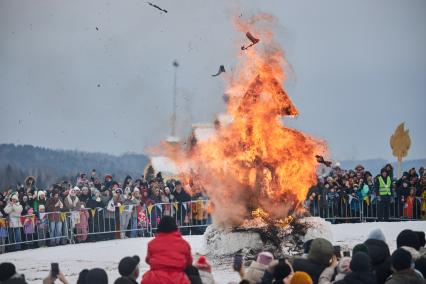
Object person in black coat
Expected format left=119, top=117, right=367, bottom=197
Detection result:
left=364, top=237, right=392, bottom=284
left=86, top=190, right=105, bottom=241
left=173, top=181, right=191, bottom=234
left=334, top=252, right=376, bottom=284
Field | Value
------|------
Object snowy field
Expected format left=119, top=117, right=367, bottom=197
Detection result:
left=2, top=221, right=425, bottom=284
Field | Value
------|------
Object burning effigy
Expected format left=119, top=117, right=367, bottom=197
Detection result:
left=167, top=14, right=332, bottom=256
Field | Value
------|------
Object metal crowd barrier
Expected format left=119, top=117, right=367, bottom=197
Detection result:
left=306, top=195, right=425, bottom=222
left=0, top=200, right=212, bottom=253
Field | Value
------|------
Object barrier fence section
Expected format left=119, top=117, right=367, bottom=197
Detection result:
left=0, top=200, right=211, bottom=252
left=0, top=197, right=425, bottom=253
left=306, top=195, right=425, bottom=222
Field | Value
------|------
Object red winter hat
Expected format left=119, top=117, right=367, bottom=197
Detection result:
left=194, top=256, right=211, bottom=273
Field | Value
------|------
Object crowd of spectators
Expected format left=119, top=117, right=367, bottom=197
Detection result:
left=0, top=170, right=209, bottom=253
left=306, top=165, right=426, bottom=222
left=0, top=164, right=425, bottom=254
left=1, top=216, right=426, bottom=284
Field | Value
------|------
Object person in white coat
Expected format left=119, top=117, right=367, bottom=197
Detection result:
left=4, top=193, right=23, bottom=250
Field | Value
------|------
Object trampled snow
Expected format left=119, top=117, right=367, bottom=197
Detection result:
left=1, top=221, right=425, bottom=284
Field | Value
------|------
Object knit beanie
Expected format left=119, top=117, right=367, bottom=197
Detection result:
left=308, top=238, right=334, bottom=266
left=290, top=271, right=313, bottom=284
left=397, top=230, right=420, bottom=250
left=194, top=256, right=212, bottom=273
left=257, top=251, right=274, bottom=266
left=337, top=257, right=351, bottom=274
left=391, top=248, right=412, bottom=271
left=352, top=243, right=368, bottom=255
left=350, top=252, right=371, bottom=272
left=367, top=228, right=386, bottom=242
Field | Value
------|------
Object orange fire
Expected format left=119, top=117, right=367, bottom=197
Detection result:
left=170, top=14, right=326, bottom=227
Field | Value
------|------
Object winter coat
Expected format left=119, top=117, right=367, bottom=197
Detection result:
left=141, top=231, right=192, bottom=284
left=76, top=209, right=89, bottom=228
left=198, top=270, right=215, bottom=284
left=64, top=195, right=79, bottom=211
left=244, top=261, right=268, bottom=284
left=364, top=238, right=392, bottom=284
left=45, top=198, right=63, bottom=222
left=293, top=257, right=327, bottom=284
left=334, top=271, right=376, bottom=284
left=385, top=269, right=426, bottom=284
left=33, top=198, right=46, bottom=214
left=4, top=203, right=23, bottom=227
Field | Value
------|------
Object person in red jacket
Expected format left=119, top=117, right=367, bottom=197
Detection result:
left=141, top=216, right=192, bottom=284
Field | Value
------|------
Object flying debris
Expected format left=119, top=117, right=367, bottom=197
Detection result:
left=147, top=2, right=168, bottom=13
left=315, top=155, right=332, bottom=167
left=212, top=65, right=226, bottom=77
left=241, top=31, right=260, bottom=50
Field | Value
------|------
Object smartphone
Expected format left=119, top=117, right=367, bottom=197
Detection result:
left=233, top=254, right=243, bottom=271
left=343, top=251, right=350, bottom=257
left=51, top=263, right=59, bottom=278
left=333, top=245, right=341, bottom=259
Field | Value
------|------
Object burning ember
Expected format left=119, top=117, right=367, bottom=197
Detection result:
left=169, top=13, right=326, bottom=227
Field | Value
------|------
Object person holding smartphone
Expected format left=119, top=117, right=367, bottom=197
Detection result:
left=42, top=263, right=69, bottom=284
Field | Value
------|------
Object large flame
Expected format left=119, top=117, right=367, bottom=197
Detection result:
left=170, top=14, right=326, bottom=227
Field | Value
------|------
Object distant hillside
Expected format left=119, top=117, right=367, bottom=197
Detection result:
left=339, top=158, right=426, bottom=175
left=0, top=144, right=149, bottom=190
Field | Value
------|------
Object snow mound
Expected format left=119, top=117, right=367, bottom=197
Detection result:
left=301, top=217, right=333, bottom=242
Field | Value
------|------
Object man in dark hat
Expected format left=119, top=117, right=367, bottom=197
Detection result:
left=114, top=255, right=140, bottom=284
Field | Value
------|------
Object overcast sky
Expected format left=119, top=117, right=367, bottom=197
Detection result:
left=0, top=0, right=425, bottom=161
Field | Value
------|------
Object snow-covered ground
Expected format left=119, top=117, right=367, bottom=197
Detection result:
left=2, top=221, right=425, bottom=284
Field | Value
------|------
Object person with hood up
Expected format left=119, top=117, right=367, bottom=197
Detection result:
left=385, top=248, right=426, bottom=284
left=292, top=238, right=334, bottom=284
left=141, top=216, right=193, bottom=284
left=114, top=255, right=140, bottom=284
left=4, top=193, right=23, bottom=250
left=333, top=252, right=376, bottom=284
left=243, top=251, right=274, bottom=284
left=364, top=228, right=392, bottom=284
left=194, top=256, right=216, bottom=284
